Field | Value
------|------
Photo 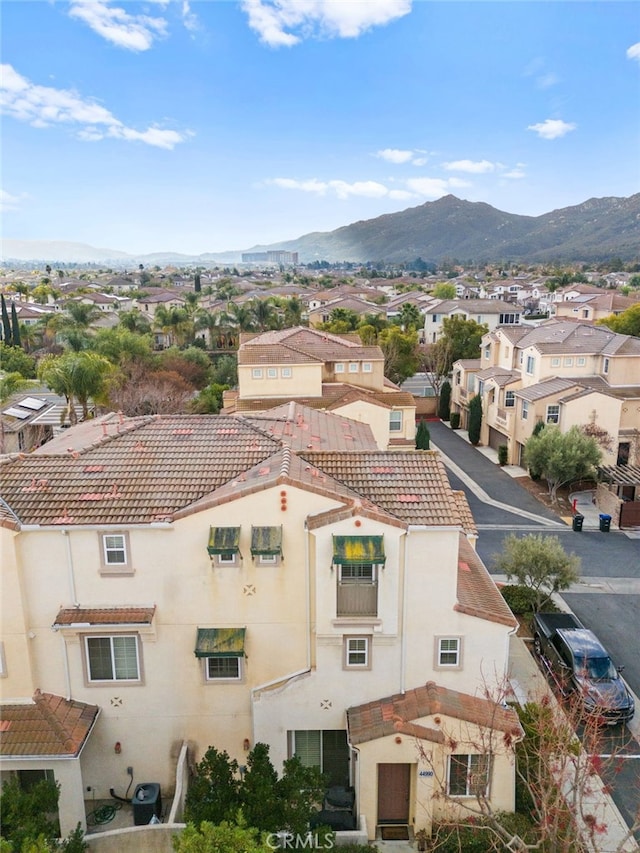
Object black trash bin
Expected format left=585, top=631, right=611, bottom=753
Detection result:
left=599, top=514, right=611, bottom=533
left=572, top=514, right=584, bottom=532
left=132, top=783, right=162, bottom=825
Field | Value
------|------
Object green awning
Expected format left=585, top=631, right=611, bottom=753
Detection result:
left=333, top=535, right=385, bottom=566
left=195, top=627, right=246, bottom=658
left=251, top=525, right=282, bottom=556
left=207, top=526, right=241, bottom=556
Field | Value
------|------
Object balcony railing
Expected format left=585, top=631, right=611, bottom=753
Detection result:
left=337, top=582, right=378, bottom=617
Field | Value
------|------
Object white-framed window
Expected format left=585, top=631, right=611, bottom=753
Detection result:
left=447, top=754, right=491, bottom=797
left=335, top=363, right=345, bottom=374
left=546, top=404, right=560, bottom=424
left=519, top=351, right=524, bottom=365
left=522, top=400, right=529, bottom=420
left=216, top=552, right=238, bottom=566
left=289, top=730, right=350, bottom=787
left=551, top=357, right=560, bottom=367
left=362, top=362, right=372, bottom=373
left=389, top=411, right=403, bottom=432
left=348, top=362, right=359, bottom=373
left=345, top=636, right=370, bottom=668
left=505, top=390, right=515, bottom=408
left=455, top=371, right=461, bottom=386
left=267, top=367, right=277, bottom=379
left=85, top=635, right=140, bottom=683
left=603, top=357, right=610, bottom=374
left=526, top=355, right=535, bottom=375
left=281, top=367, right=292, bottom=379
left=103, top=533, right=127, bottom=565
left=258, top=553, right=278, bottom=565
left=483, top=346, right=490, bottom=359
left=577, top=357, right=586, bottom=366
left=252, top=368, right=263, bottom=379
left=563, top=357, right=573, bottom=367
left=206, top=656, right=242, bottom=681
left=436, top=637, right=461, bottom=668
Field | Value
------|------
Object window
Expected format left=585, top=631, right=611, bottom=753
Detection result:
left=437, top=637, right=461, bottom=668
left=362, top=362, right=372, bottom=373
left=447, top=755, right=491, bottom=797
left=103, top=534, right=126, bottom=565
left=345, top=636, right=370, bottom=668
left=258, top=553, right=277, bottom=565
left=546, top=404, right=560, bottom=424
left=252, top=368, right=263, bottom=379
left=477, top=380, right=484, bottom=397
left=483, top=346, right=490, bottom=359
left=455, top=371, right=461, bottom=386
left=505, top=391, right=515, bottom=408
left=85, top=635, right=140, bottom=683
left=499, top=313, right=519, bottom=324
left=551, top=357, right=560, bottom=367
left=251, top=526, right=282, bottom=563
left=207, top=526, right=241, bottom=566
left=603, top=357, right=610, bottom=374
left=281, top=367, right=292, bottom=379
left=526, top=356, right=535, bottom=375
left=217, top=552, right=237, bottom=565
left=577, top=357, right=586, bottom=367
left=18, top=769, right=55, bottom=791
left=563, top=357, right=573, bottom=367
left=348, top=362, right=359, bottom=373
left=267, top=367, right=277, bottom=379
left=206, top=656, right=242, bottom=681
left=389, top=411, right=403, bottom=432
left=337, top=564, right=377, bottom=617
left=335, top=363, right=345, bottom=374
left=290, top=730, right=349, bottom=787
left=522, top=400, right=529, bottom=420
left=432, top=314, right=438, bottom=322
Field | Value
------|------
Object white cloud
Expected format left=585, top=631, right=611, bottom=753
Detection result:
left=68, top=0, right=168, bottom=51
left=627, top=42, right=640, bottom=62
left=181, top=0, right=199, bottom=33
left=241, top=0, right=411, bottom=47
left=376, top=148, right=415, bottom=164
left=268, top=177, right=389, bottom=198
left=442, top=159, right=496, bottom=174
left=0, top=64, right=191, bottom=150
left=527, top=119, right=576, bottom=140
left=0, top=189, right=26, bottom=213
left=503, top=168, right=526, bottom=179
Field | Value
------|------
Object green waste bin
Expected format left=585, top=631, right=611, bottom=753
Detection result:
left=572, top=514, right=584, bottom=532
left=599, top=514, right=611, bottom=532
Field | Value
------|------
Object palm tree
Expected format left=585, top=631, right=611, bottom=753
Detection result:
left=38, top=351, right=113, bottom=423
left=224, top=302, right=256, bottom=334
left=250, top=298, right=278, bottom=332
left=118, top=309, right=151, bottom=334
left=154, top=306, right=194, bottom=348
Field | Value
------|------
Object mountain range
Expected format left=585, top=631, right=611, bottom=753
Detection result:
left=2, top=194, right=639, bottom=266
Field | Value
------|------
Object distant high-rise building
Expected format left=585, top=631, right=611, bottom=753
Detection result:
left=241, top=250, right=298, bottom=265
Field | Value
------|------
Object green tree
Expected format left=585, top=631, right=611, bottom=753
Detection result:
left=250, top=298, right=278, bottom=332
left=438, top=379, right=451, bottom=421
left=240, top=744, right=282, bottom=833
left=398, top=302, right=421, bottom=332
left=415, top=420, right=431, bottom=449
left=190, top=383, right=229, bottom=414
left=441, top=315, right=489, bottom=367
left=378, top=326, right=420, bottom=385
left=431, top=282, right=456, bottom=299
left=524, top=425, right=602, bottom=503
left=172, top=818, right=271, bottom=853
left=117, top=309, right=151, bottom=334
left=1, top=294, right=12, bottom=345
left=10, top=303, right=21, bottom=349
left=276, top=756, right=326, bottom=837
left=92, top=327, right=154, bottom=366
left=597, top=303, right=640, bottom=337
left=210, top=354, right=238, bottom=387
left=282, top=296, right=303, bottom=327
left=38, top=351, right=113, bottom=423
left=468, top=393, right=482, bottom=445
left=0, top=776, right=60, bottom=851
left=184, top=747, right=240, bottom=826
left=0, top=342, right=37, bottom=378
left=493, top=534, right=580, bottom=609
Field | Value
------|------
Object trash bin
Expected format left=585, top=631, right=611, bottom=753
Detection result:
left=572, top=514, right=584, bottom=532
left=599, top=514, right=611, bottom=533
left=132, top=783, right=162, bottom=825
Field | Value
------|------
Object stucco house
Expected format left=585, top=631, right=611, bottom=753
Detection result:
left=421, top=299, right=522, bottom=345
left=1, top=407, right=520, bottom=841
left=223, top=326, right=417, bottom=449
left=450, top=320, right=640, bottom=469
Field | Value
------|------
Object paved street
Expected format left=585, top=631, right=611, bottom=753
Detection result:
left=427, top=420, right=640, bottom=836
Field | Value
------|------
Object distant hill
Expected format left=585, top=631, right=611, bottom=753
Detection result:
left=3, top=194, right=639, bottom=266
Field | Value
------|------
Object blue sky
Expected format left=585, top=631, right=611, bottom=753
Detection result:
left=1, top=1, right=639, bottom=256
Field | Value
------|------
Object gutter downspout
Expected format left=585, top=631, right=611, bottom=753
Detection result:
left=62, top=530, right=79, bottom=607
left=304, top=521, right=311, bottom=672
left=400, top=530, right=408, bottom=695
left=61, top=631, right=72, bottom=701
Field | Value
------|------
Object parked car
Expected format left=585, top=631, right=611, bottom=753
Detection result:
left=533, top=611, right=635, bottom=725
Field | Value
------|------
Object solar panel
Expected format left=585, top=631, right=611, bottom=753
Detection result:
left=19, top=397, right=47, bottom=411
left=2, top=407, right=30, bottom=419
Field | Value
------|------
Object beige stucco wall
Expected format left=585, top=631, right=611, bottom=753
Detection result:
left=333, top=400, right=416, bottom=449
left=355, top=715, right=516, bottom=839
left=238, top=362, right=323, bottom=398
left=561, top=392, right=623, bottom=466
left=0, top=525, right=34, bottom=699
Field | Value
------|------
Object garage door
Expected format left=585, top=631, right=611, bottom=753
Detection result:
left=488, top=427, right=508, bottom=451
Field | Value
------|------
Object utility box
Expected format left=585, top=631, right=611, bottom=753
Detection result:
left=572, top=514, right=584, bottom=532
left=599, top=514, right=612, bottom=533
left=132, top=783, right=162, bottom=825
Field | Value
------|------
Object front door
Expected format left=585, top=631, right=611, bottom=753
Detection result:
left=377, top=763, right=410, bottom=823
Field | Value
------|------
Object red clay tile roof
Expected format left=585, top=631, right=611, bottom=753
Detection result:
left=238, top=327, right=384, bottom=363
left=53, top=607, right=155, bottom=626
left=347, top=680, right=523, bottom=745
left=242, top=403, right=378, bottom=452
left=456, top=535, right=517, bottom=628
left=0, top=691, right=100, bottom=757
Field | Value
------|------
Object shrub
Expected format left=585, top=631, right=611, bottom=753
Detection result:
left=438, top=380, right=451, bottom=421
left=498, top=444, right=508, bottom=465
left=468, top=394, right=482, bottom=445
left=415, top=420, right=430, bottom=449
left=450, top=412, right=460, bottom=430
left=499, top=584, right=539, bottom=614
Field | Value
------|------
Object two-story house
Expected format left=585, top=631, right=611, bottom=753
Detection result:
left=1, top=409, right=520, bottom=841
left=223, top=326, right=417, bottom=449
left=422, top=299, right=522, bottom=345
left=451, top=320, right=640, bottom=468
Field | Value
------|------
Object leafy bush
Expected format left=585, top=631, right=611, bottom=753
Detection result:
left=437, top=380, right=451, bottom=420
left=450, top=412, right=460, bottom=430
left=499, top=584, right=539, bottom=614
left=468, top=393, right=482, bottom=445
left=498, top=444, right=508, bottom=465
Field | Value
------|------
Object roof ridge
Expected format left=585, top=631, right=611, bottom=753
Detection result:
left=33, top=691, right=76, bottom=753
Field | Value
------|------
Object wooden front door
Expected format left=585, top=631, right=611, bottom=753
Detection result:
left=377, top=763, right=410, bottom=823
